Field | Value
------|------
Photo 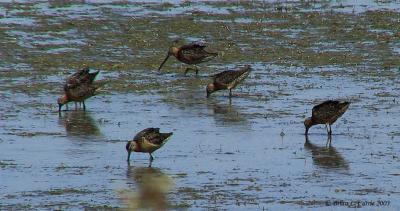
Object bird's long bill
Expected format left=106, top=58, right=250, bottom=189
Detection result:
left=158, top=53, right=170, bottom=71
left=127, top=151, right=131, bottom=162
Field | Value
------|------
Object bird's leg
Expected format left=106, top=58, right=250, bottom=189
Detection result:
left=229, top=89, right=232, bottom=98
left=329, top=124, right=332, bottom=136
left=195, top=66, right=199, bottom=75
left=127, top=151, right=131, bottom=162
left=149, top=153, right=154, bottom=162
left=184, top=67, right=190, bottom=76
left=325, top=123, right=330, bottom=135
left=326, top=135, right=332, bottom=147
left=66, top=103, right=69, bottom=110
left=83, top=101, right=86, bottom=111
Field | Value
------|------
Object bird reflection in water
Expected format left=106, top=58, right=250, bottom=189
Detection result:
left=304, top=136, right=349, bottom=171
left=209, top=100, right=249, bottom=127
left=121, top=164, right=174, bottom=211
left=58, top=110, right=102, bottom=138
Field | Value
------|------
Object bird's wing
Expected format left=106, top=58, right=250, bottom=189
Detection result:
left=214, top=67, right=250, bottom=87
left=87, top=71, right=99, bottom=84
left=180, top=43, right=215, bottom=61
left=66, top=68, right=98, bottom=87
left=155, top=132, right=173, bottom=145
left=66, top=83, right=98, bottom=100
left=312, top=100, right=349, bottom=121
left=142, top=137, right=160, bottom=148
left=135, top=128, right=172, bottom=146
left=146, top=131, right=167, bottom=145
left=133, top=128, right=160, bottom=142
left=181, top=43, right=206, bottom=51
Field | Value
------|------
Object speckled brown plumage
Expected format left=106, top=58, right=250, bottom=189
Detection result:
left=206, top=65, right=251, bottom=98
left=65, top=67, right=99, bottom=91
left=158, top=43, right=217, bottom=75
left=57, top=68, right=101, bottom=112
left=126, top=128, right=173, bottom=163
left=304, top=100, right=350, bottom=136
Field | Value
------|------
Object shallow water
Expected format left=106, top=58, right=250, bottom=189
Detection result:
left=1, top=0, right=400, bottom=210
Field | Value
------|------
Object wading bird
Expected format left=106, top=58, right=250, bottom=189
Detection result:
left=158, top=43, right=217, bottom=75
left=126, top=128, right=173, bottom=165
left=304, top=100, right=350, bottom=136
left=57, top=68, right=101, bottom=112
left=206, top=65, right=251, bottom=98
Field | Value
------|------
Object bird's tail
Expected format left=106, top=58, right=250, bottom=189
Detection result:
left=243, top=65, right=252, bottom=72
left=209, top=51, right=218, bottom=57
left=204, top=51, right=218, bottom=61
left=92, top=80, right=108, bottom=93
left=339, top=101, right=351, bottom=108
left=88, top=70, right=100, bottom=83
left=161, top=132, right=173, bottom=142
left=339, top=101, right=351, bottom=110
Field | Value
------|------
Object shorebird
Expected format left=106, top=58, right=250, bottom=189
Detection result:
left=206, top=65, right=251, bottom=98
left=126, top=128, right=173, bottom=164
left=57, top=68, right=101, bottom=112
left=158, top=43, right=217, bottom=75
left=304, top=100, right=350, bottom=136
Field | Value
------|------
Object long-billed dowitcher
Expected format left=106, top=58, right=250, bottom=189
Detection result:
left=304, top=100, right=350, bottom=136
left=206, top=65, right=251, bottom=98
left=57, top=68, right=101, bottom=112
left=126, top=128, right=173, bottom=164
left=158, top=43, right=217, bottom=75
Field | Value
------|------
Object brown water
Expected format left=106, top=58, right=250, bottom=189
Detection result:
left=1, top=1, right=400, bottom=210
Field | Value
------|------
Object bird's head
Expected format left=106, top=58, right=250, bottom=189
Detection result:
left=126, top=141, right=138, bottom=161
left=57, top=95, right=68, bottom=112
left=167, top=46, right=179, bottom=56
left=206, top=83, right=215, bottom=98
left=126, top=141, right=138, bottom=152
left=158, top=46, right=179, bottom=71
left=304, top=117, right=313, bottom=135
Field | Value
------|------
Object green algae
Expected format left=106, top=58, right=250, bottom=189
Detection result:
left=1, top=2, right=400, bottom=96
